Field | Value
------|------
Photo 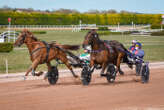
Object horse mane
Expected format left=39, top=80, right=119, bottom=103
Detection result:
left=31, top=35, right=39, bottom=41
left=23, top=29, right=39, bottom=42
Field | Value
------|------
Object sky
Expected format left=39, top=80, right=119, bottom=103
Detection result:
left=0, top=0, right=164, bottom=14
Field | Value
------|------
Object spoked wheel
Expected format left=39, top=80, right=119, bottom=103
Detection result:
left=81, top=66, right=92, bottom=85
left=106, top=65, right=116, bottom=83
left=47, top=66, right=59, bottom=85
left=141, top=63, right=150, bottom=83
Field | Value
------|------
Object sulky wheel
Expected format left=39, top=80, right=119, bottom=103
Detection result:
left=47, top=66, right=59, bottom=85
left=106, top=65, right=116, bottom=83
left=141, top=64, right=150, bottom=83
left=81, top=66, right=92, bottom=85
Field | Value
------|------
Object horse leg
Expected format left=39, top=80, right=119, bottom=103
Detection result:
left=24, top=66, right=32, bottom=79
left=25, top=59, right=43, bottom=77
left=44, top=62, right=52, bottom=80
left=89, top=59, right=94, bottom=70
left=116, top=53, right=124, bottom=75
left=65, top=61, right=78, bottom=78
left=118, top=68, right=124, bottom=75
left=60, top=56, right=78, bottom=78
left=100, top=63, right=107, bottom=77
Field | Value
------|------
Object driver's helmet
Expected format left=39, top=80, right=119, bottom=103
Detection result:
left=135, top=42, right=142, bottom=49
left=135, top=44, right=139, bottom=50
left=132, top=40, right=137, bottom=44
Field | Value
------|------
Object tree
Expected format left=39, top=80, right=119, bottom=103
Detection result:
left=85, top=9, right=100, bottom=14
left=53, top=9, right=79, bottom=14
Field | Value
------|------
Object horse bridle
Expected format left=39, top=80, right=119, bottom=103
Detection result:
left=83, top=32, right=100, bottom=53
left=19, top=33, right=27, bottom=45
left=85, top=32, right=113, bottom=53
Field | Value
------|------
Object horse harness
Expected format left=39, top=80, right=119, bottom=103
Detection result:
left=88, top=42, right=114, bottom=54
left=103, top=42, right=114, bottom=54
left=30, top=41, right=50, bottom=63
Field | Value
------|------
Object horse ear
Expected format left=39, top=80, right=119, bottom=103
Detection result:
left=23, top=29, right=28, bottom=33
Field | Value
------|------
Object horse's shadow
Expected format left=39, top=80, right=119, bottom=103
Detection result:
left=26, top=78, right=141, bottom=90
left=90, top=79, right=141, bottom=86
left=25, top=81, right=82, bottom=90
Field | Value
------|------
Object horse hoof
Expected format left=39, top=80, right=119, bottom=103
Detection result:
left=128, top=64, right=133, bottom=69
left=23, top=76, right=26, bottom=80
left=36, top=71, right=44, bottom=76
left=119, top=70, right=124, bottom=75
left=74, top=75, right=79, bottom=78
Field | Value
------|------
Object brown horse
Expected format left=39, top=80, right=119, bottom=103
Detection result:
left=14, top=29, right=79, bottom=79
left=82, top=29, right=131, bottom=76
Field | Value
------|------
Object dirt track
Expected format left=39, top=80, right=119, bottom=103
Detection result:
left=0, top=67, right=164, bottom=110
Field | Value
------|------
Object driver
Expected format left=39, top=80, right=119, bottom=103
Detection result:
left=132, top=43, right=144, bottom=59
left=127, top=40, right=144, bottom=62
left=129, top=40, right=142, bottom=53
left=79, top=49, right=90, bottom=63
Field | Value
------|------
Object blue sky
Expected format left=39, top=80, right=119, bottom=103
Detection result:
left=0, top=0, right=163, bottom=14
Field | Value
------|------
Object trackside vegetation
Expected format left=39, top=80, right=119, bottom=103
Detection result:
left=0, top=43, right=13, bottom=52
left=0, top=11, right=162, bottom=26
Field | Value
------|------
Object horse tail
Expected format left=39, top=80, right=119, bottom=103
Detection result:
left=58, top=44, right=80, bottom=50
left=123, top=52, right=129, bottom=63
left=119, top=43, right=130, bottom=63
left=64, top=50, right=82, bottom=63
left=54, top=45, right=82, bottom=63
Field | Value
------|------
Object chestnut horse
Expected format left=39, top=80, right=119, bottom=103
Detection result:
left=83, top=30, right=131, bottom=76
left=14, top=29, right=79, bottom=79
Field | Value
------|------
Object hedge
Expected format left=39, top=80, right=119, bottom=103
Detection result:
left=98, top=27, right=108, bottom=30
left=0, top=43, right=13, bottom=52
left=97, top=31, right=131, bottom=35
left=151, top=30, right=164, bottom=36
left=151, top=24, right=164, bottom=29
left=0, top=11, right=162, bottom=25
left=32, top=31, right=46, bottom=34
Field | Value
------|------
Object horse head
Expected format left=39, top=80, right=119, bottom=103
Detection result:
left=82, top=29, right=99, bottom=49
left=14, top=29, right=38, bottom=47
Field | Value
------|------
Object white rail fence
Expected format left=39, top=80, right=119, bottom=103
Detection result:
left=0, top=31, right=19, bottom=43
left=0, top=24, right=151, bottom=31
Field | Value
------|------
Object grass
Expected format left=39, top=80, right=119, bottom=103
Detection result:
left=0, top=30, right=164, bottom=73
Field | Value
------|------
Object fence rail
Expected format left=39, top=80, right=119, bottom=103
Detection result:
left=0, top=24, right=150, bottom=30
left=0, top=24, right=163, bottom=34
left=0, top=31, right=19, bottom=42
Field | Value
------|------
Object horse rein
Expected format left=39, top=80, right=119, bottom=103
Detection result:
left=20, top=33, right=51, bottom=63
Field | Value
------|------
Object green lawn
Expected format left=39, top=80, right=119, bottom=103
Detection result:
left=0, top=30, right=164, bottom=73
